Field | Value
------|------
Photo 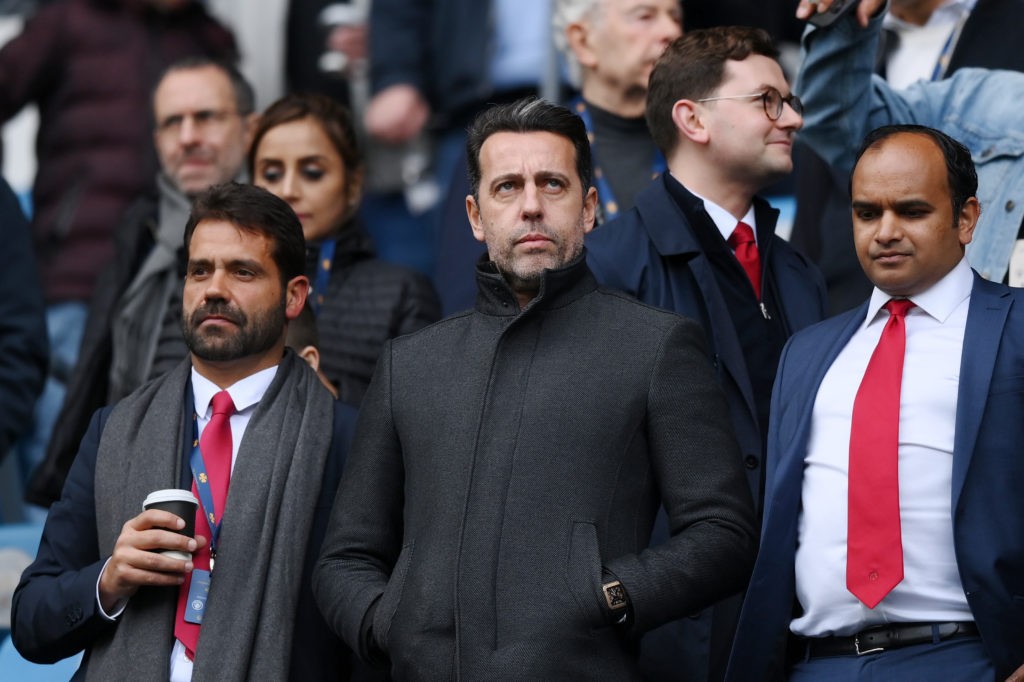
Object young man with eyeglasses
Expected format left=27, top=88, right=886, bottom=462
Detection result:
left=585, top=27, right=827, bottom=682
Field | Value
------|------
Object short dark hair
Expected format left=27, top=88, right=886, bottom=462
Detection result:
left=646, top=27, right=779, bottom=156
left=853, top=124, right=979, bottom=223
left=248, top=92, right=362, bottom=183
left=155, top=57, right=256, bottom=119
left=466, top=97, right=592, bottom=199
left=286, top=301, right=320, bottom=350
left=184, top=182, right=305, bottom=284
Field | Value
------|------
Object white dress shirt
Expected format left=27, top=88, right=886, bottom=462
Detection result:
left=791, top=258, right=975, bottom=637
left=685, top=183, right=758, bottom=248
left=883, top=0, right=977, bottom=88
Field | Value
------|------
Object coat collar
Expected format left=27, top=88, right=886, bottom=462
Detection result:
left=636, top=173, right=781, bottom=258
left=474, top=251, right=598, bottom=317
left=305, top=220, right=375, bottom=275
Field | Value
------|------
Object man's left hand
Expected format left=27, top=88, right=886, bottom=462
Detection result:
left=1006, top=663, right=1024, bottom=682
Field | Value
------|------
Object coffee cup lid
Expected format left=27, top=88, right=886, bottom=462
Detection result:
left=143, top=488, right=199, bottom=509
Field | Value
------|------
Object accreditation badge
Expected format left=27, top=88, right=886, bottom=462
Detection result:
left=184, top=569, right=211, bottom=624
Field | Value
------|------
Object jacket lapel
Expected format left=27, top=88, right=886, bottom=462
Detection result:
left=952, top=274, right=1011, bottom=511
left=637, top=181, right=760, bottom=423
left=771, top=304, right=866, bottom=510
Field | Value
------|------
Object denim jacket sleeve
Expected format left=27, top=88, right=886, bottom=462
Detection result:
left=795, top=10, right=1024, bottom=282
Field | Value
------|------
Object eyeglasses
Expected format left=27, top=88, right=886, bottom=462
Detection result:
left=696, top=86, right=804, bottom=121
left=156, top=108, right=240, bottom=136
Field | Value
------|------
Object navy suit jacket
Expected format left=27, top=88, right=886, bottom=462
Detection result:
left=11, top=387, right=358, bottom=680
left=586, top=176, right=825, bottom=681
left=728, top=274, right=1024, bottom=680
left=587, top=176, right=827, bottom=505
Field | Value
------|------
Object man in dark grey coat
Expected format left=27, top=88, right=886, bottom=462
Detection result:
left=314, top=98, right=757, bottom=681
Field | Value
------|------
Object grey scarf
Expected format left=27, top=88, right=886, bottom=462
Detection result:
left=87, top=350, right=334, bottom=681
left=108, top=173, right=191, bottom=401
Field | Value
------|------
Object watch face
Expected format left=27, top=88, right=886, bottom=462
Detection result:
left=604, top=581, right=627, bottom=609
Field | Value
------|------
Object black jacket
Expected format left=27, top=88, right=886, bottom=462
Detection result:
left=0, top=178, right=48, bottom=460
left=314, top=255, right=757, bottom=680
left=308, top=224, right=441, bottom=406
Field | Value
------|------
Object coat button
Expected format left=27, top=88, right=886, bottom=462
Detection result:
left=64, top=604, right=84, bottom=627
left=1006, top=200, right=1016, bottom=212
left=744, top=455, right=759, bottom=469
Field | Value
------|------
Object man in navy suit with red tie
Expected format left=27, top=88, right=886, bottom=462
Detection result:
left=10, top=183, right=356, bottom=680
left=585, top=27, right=827, bottom=681
left=727, top=125, right=1024, bottom=680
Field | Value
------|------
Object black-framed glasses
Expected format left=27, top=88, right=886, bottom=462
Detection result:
left=696, top=86, right=803, bottom=121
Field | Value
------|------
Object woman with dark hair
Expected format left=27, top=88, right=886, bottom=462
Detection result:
left=251, top=92, right=441, bottom=404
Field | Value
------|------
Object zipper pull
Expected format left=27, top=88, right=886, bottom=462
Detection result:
left=760, top=302, right=771, bottom=320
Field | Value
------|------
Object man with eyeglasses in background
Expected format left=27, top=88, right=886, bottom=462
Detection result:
left=585, top=27, right=827, bottom=682
left=26, top=59, right=259, bottom=510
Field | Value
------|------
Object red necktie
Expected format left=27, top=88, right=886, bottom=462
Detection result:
left=847, top=299, right=915, bottom=608
left=175, top=390, right=235, bottom=659
left=728, top=221, right=761, bottom=299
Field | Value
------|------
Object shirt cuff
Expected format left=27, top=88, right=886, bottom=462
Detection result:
left=96, top=557, right=129, bottom=620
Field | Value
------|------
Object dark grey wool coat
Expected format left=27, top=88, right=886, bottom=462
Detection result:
left=315, top=254, right=757, bottom=680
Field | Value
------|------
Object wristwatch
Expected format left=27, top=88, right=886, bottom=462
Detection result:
left=602, top=579, right=630, bottom=624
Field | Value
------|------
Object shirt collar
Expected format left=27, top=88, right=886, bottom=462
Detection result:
left=684, top=182, right=757, bottom=244
left=863, top=256, right=973, bottom=327
left=191, top=365, right=279, bottom=417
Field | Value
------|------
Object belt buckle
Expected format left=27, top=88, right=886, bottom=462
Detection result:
left=854, top=633, right=884, bottom=656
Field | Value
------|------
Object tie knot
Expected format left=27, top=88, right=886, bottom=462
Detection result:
left=210, top=390, right=236, bottom=418
left=728, top=221, right=755, bottom=248
left=884, top=298, right=916, bottom=318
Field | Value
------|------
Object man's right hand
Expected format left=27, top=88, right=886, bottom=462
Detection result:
left=364, top=84, right=431, bottom=145
left=98, top=509, right=205, bottom=613
left=796, top=0, right=886, bottom=28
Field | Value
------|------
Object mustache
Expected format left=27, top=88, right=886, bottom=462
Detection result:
left=511, top=222, right=558, bottom=243
left=181, top=148, right=213, bottom=163
left=188, top=300, right=246, bottom=327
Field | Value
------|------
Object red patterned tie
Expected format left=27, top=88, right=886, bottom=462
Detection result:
left=847, top=299, right=915, bottom=608
left=728, top=221, right=761, bottom=299
left=175, top=390, right=235, bottom=659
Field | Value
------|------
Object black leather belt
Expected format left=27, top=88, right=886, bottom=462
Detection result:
left=804, top=621, right=979, bottom=657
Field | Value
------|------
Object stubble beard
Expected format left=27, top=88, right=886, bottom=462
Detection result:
left=494, top=215, right=586, bottom=297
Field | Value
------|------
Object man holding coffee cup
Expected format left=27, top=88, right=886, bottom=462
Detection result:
left=10, top=183, right=357, bottom=681
left=142, top=489, right=201, bottom=562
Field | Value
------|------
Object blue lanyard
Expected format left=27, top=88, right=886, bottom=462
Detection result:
left=930, top=11, right=970, bottom=81
left=572, top=96, right=666, bottom=222
left=310, top=239, right=336, bottom=316
left=190, top=414, right=224, bottom=557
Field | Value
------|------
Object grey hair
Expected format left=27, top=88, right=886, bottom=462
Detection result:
left=552, top=0, right=604, bottom=89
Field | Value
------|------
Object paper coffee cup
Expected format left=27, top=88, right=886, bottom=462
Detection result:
left=143, top=489, right=198, bottom=561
